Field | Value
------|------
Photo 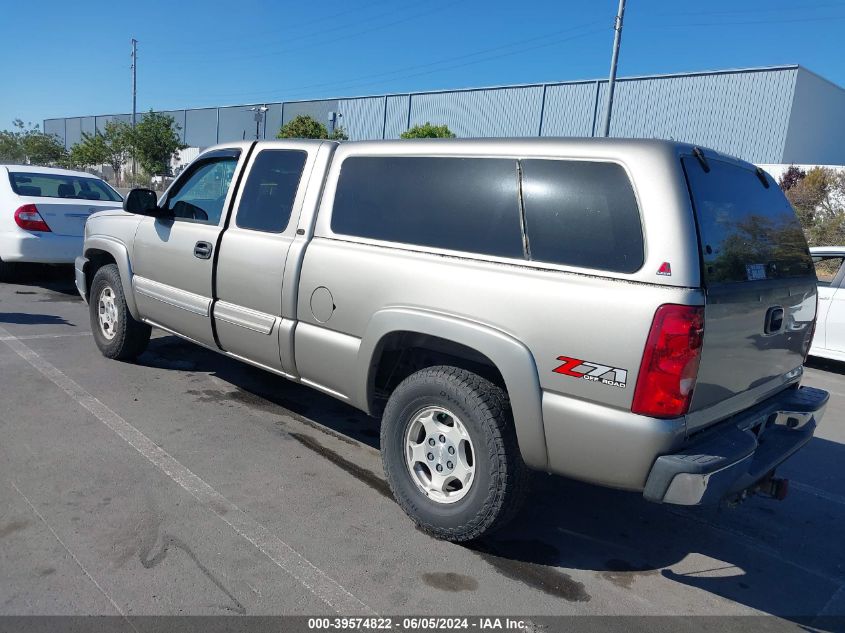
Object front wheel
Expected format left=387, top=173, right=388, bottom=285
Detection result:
left=381, top=366, right=528, bottom=542
left=89, top=264, right=151, bottom=360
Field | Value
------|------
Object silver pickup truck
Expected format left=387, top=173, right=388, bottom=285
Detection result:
left=75, top=138, right=828, bottom=542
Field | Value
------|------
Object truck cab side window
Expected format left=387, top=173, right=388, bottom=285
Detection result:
left=236, top=150, right=307, bottom=233
left=520, top=159, right=644, bottom=273
left=164, top=156, right=238, bottom=225
left=331, top=156, right=524, bottom=259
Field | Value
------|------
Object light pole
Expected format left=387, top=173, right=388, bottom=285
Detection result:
left=131, top=38, right=138, bottom=179
left=131, top=39, right=138, bottom=130
left=250, top=105, right=269, bottom=140
left=601, top=0, right=626, bottom=138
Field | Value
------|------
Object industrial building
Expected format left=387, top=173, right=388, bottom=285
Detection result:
left=44, top=64, right=845, bottom=166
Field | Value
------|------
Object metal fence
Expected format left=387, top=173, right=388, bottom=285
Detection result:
left=43, top=65, right=845, bottom=165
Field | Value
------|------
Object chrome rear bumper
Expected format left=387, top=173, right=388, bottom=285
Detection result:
left=643, top=386, right=828, bottom=505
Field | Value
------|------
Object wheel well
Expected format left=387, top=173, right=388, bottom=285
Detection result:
left=368, top=331, right=507, bottom=415
left=83, top=249, right=116, bottom=300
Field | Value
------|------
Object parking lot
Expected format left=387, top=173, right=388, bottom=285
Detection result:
left=0, top=267, right=843, bottom=628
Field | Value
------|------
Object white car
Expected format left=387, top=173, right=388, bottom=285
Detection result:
left=0, top=165, right=123, bottom=280
left=809, top=246, right=845, bottom=361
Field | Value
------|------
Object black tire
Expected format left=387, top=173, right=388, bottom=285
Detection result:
left=89, top=263, right=151, bottom=360
left=0, top=257, right=15, bottom=282
left=381, top=366, right=529, bottom=542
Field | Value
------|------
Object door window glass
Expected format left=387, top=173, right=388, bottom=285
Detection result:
left=164, top=156, right=238, bottom=224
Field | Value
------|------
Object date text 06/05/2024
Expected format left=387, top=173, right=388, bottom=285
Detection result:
left=306, top=617, right=530, bottom=630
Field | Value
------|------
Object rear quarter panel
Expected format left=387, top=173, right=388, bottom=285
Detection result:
left=296, top=238, right=704, bottom=410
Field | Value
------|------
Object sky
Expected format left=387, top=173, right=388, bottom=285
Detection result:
left=1, top=0, right=843, bottom=129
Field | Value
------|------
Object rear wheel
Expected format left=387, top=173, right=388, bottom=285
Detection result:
left=381, top=366, right=528, bottom=542
left=89, top=264, right=151, bottom=360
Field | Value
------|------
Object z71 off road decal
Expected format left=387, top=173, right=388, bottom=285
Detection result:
left=553, top=356, right=628, bottom=389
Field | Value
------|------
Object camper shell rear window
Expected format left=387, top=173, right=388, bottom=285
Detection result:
left=682, top=157, right=814, bottom=284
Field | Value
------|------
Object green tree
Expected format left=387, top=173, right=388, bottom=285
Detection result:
left=70, top=121, right=132, bottom=185
left=329, top=127, right=349, bottom=141
left=70, top=132, right=107, bottom=169
left=0, top=129, right=24, bottom=163
left=0, top=119, right=68, bottom=165
left=126, top=110, right=186, bottom=176
left=784, top=167, right=845, bottom=246
left=276, top=115, right=348, bottom=140
left=400, top=122, right=456, bottom=139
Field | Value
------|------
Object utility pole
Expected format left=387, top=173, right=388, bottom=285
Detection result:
left=131, top=39, right=138, bottom=129
left=601, top=0, right=626, bottom=138
left=131, top=38, right=138, bottom=179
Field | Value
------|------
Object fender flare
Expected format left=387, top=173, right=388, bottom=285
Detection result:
left=83, top=235, right=140, bottom=320
left=356, top=307, right=548, bottom=470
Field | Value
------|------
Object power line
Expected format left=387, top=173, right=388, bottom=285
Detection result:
left=148, top=0, right=462, bottom=66
left=151, top=0, right=397, bottom=54
left=162, top=20, right=604, bottom=103
left=112, top=4, right=845, bottom=118
left=654, top=13, right=845, bottom=28
left=279, top=26, right=607, bottom=101
left=660, top=1, right=845, bottom=17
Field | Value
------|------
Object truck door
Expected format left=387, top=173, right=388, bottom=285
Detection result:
left=213, top=145, right=312, bottom=371
left=132, top=148, right=244, bottom=348
left=811, top=253, right=845, bottom=354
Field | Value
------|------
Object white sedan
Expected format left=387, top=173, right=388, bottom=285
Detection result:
left=0, top=165, right=123, bottom=280
left=809, top=246, right=845, bottom=361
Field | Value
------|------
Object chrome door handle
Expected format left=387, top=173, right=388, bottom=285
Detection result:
left=194, top=241, right=212, bottom=259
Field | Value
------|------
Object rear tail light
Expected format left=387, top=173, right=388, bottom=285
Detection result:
left=14, top=204, right=51, bottom=232
left=632, top=304, right=704, bottom=418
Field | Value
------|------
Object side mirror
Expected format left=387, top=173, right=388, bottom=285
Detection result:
left=123, top=188, right=161, bottom=216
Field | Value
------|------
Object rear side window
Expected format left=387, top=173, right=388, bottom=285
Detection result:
left=814, top=255, right=844, bottom=287
left=9, top=172, right=122, bottom=202
left=331, top=157, right=524, bottom=259
left=520, top=160, right=644, bottom=273
left=236, top=150, right=307, bottom=233
left=683, top=157, right=813, bottom=284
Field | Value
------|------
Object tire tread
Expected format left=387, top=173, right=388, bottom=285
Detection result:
left=90, top=264, right=151, bottom=360
left=381, top=365, right=529, bottom=542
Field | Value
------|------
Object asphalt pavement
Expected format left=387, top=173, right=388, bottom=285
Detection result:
left=0, top=266, right=843, bottom=630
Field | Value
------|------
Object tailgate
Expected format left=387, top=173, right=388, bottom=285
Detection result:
left=682, top=155, right=816, bottom=431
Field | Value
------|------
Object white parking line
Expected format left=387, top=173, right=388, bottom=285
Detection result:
left=816, top=583, right=845, bottom=618
left=667, top=509, right=842, bottom=586
left=0, top=332, right=92, bottom=341
left=11, top=481, right=136, bottom=630
left=0, top=324, right=374, bottom=616
left=791, top=481, right=845, bottom=507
